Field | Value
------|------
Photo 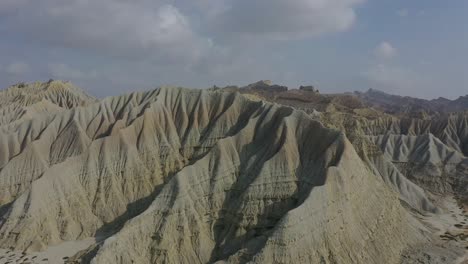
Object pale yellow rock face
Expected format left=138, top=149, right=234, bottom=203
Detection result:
left=0, top=82, right=428, bottom=263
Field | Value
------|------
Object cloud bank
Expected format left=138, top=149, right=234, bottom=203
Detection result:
left=0, top=0, right=368, bottom=95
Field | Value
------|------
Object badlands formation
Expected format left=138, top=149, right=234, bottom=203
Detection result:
left=0, top=80, right=466, bottom=264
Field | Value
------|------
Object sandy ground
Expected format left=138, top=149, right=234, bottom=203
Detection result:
left=424, top=197, right=468, bottom=235
left=422, top=196, right=468, bottom=263
left=0, top=238, right=95, bottom=264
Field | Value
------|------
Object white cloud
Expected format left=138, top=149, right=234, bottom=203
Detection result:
left=49, top=63, right=97, bottom=80
left=212, top=0, right=365, bottom=40
left=0, top=0, right=368, bottom=93
left=5, top=62, right=30, bottom=75
left=1, top=0, right=366, bottom=53
left=1, top=1, right=212, bottom=65
left=397, top=9, right=408, bottom=17
left=374, top=41, right=397, bottom=60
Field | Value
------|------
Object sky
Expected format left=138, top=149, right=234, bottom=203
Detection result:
left=0, top=0, right=467, bottom=99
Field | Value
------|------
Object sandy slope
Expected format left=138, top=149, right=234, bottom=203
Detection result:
left=0, top=238, right=94, bottom=264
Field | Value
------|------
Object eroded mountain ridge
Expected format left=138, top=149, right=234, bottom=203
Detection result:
left=0, top=80, right=466, bottom=263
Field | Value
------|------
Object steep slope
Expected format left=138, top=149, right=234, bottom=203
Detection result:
left=90, top=136, right=422, bottom=264
left=314, top=112, right=439, bottom=214
left=361, top=114, right=468, bottom=156
left=234, top=82, right=468, bottom=207
left=236, top=83, right=468, bottom=262
left=369, top=134, right=467, bottom=194
left=0, top=80, right=97, bottom=130
left=228, top=85, right=439, bottom=215
left=0, top=82, right=435, bottom=263
left=360, top=116, right=468, bottom=203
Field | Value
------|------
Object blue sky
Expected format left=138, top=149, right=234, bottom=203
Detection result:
left=0, top=0, right=466, bottom=99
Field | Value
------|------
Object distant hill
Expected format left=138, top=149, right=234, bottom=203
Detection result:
left=354, top=88, right=468, bottom=117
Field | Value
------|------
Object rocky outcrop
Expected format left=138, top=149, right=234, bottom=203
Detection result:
left=244, top=80, right=288, bottom=93
left=299, top=85, right=317, bottom=92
